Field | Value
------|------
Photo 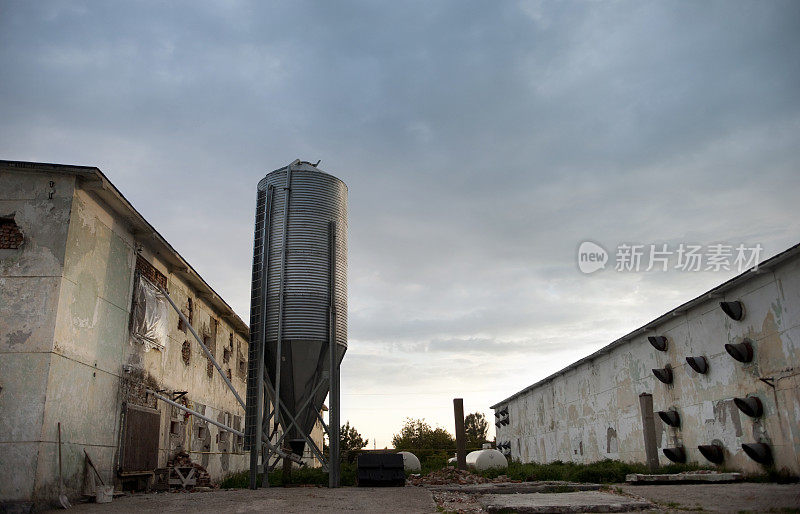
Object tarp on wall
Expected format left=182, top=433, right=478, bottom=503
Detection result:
left=129, top=274, right=169, bottom=352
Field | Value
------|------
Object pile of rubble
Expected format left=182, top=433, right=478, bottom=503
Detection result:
left=168, top=451, right=213, bottom=488
left=407, top=466, right=515, bottom=486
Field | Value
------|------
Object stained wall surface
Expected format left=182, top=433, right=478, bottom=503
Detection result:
left=0, top=170, right=75, bottom=501
left=494, top=251, right=800, bottom=475
left=1, top=165, right=289, bottom=505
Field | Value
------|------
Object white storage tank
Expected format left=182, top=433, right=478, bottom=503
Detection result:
left=397, top=451, right=421, bottom=472
left=465, top=446, right=508, bottom=472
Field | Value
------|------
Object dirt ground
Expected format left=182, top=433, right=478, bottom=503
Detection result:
left=42, top=487, right=437, bottom=513
left=40, top=482, right=800, bottom=513
left=618, top=482, right=800, bottom=512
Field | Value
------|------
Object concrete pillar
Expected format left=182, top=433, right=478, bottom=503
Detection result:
left=639, top=393, right=659, bottom=471
left=453, top=398, right=466, bottom=470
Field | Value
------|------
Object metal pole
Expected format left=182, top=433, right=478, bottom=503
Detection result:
left=258, top=185, right=275, bottom=488
left=328, top=220, right=341, bottom=488
left=453, top=398, right=467, bottom=470
left=274, top=164, right=292, bottom=445
left=156, top=282, right=246, bottom=411
left=149, top=390, right=243, bottom=437
left=264, top=376, right=329, bottom=470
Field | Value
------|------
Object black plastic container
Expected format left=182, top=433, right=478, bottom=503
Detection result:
left=356, top=453, right=406, bottom=487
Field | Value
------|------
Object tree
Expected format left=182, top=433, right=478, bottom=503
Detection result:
left=392, top=418, right=455, bottom=450
left=340, top=421, right=368, bottom=455
left=464, top=412, right=488, bottom=448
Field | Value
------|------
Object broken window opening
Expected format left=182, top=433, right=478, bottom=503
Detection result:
left=178, top=296, right=194, bottom=332
left=181, top=341, right=190, bottom=366
left=0, top=217, right=24, bottom=250
left=135, top=254, right=167, bottom=290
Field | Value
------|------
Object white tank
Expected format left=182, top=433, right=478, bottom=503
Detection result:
left=397, top=451, right=421, bottom=472
left=466, top=448, right=508, bottom=472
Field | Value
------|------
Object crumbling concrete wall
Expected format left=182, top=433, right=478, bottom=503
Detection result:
left=495, top=254, right=800, bottom=475
left=0, top=169, right=75, bottom=502
left=39, top=186, right=253, bottom=500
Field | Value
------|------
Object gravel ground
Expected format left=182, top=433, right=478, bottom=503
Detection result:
left=431, top=490, right=485, bottom=513
left=42, top=486, right=437, bottom=513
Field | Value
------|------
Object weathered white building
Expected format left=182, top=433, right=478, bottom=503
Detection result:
left=0, top=160, right=322, bottom=507
left=493, top=244, right=800, bottom=475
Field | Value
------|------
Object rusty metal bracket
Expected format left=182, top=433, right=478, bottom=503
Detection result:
left=758, top=377, right=775, bottom=388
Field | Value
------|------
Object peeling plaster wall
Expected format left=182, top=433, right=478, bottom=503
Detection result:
left=36, top=187, right=254, bottom=501
left=495, top=256, right=800, bottom=475
left=0, top=170, right=74, bottom=502
left=0, top=168, right=264, bottom=505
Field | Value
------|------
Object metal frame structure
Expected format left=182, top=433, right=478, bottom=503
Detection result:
left=247, top=163, right=342, bottom=489
left=149, top=277, right=302, bottom=464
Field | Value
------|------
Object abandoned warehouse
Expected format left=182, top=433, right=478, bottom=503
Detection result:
left=0, top=160, right=323, bottom=505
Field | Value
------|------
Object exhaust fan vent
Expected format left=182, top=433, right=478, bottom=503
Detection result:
left=652, top=365, right=673, bottom=384
left=742, top=443, right=772, bottom=465
left=648, top=336, right=668, bottom=352
left=698, top=443, right=725, bottom=464
left=720, top=301, right=744, bottom=321
left=733, top=396, right=763, bottom=418
left=686, top=356, right=709, bottom=374
left=657, top=410, right=681, bottom=428
left=725, top=340, right=754, bottom=363
left=663, top=446, right=686, bottom=463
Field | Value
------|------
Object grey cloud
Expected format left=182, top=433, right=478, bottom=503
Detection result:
left=1, top=0, right=799, bottom=446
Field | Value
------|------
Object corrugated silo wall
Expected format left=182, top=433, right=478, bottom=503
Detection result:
left=494, top=252, right=800, bottom=474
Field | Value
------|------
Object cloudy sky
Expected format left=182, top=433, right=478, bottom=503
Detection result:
left=2, top=1, right=799, bottom=448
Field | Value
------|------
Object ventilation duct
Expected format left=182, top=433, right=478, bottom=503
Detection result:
left=657, top=410, right=681, bottom=428
left=663, top=446, right=686, bottom=463
left=648, top=336, right=668, bottom=352
left=652, top=365, right=673, bottom=384
left=733, top=397, right=763, bottom=418
left=725, top=340, right=754, bottom=363
left=686, top=356, right=709, bottom=374
left=698, top=443, right=725, bottom=464
left=720, top=301, right=744, bottom=321
left=742, top=443, right=772, bottom=465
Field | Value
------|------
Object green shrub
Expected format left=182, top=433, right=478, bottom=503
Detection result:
left=220, top=462, right=357, bottom=489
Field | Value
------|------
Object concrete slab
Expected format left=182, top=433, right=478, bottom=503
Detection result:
left=625, top=472, right=743, bottom=483
left=480, top=491, right=652, bottom=513
left=40, top=486, right=437, bottom=513
left=618, top=482, right=800, bottom=512
left=426, top=481, right=601, bottom=494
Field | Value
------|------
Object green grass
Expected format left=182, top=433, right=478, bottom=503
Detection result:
left=478, top=459, right=713, bottom=484
left=220, top=457, right=798, bottom=488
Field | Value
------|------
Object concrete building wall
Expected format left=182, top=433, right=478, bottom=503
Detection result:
left=39, top=186, right=252, bottom=500
left=494, top=251, right=800, bottom=475
left=1, top=164, right=257, bottom=504
left=0, top=170, right=75, bottom=502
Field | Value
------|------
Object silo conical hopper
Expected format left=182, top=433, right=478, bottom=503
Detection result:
left=245, top=160, right=347, bottom=462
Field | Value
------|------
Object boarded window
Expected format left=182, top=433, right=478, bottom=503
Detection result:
left=0, top=218, right=24, bottom=249
left=121, top=403, right=161, bottom=472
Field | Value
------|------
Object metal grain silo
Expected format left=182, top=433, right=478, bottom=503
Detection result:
left=245, top=159, right=346, bottom=487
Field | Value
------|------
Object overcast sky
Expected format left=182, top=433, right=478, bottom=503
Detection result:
left=2, top=1, right=799, bottom=449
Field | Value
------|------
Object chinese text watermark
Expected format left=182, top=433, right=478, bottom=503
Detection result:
left=577, top=242, right=762, bottom=275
